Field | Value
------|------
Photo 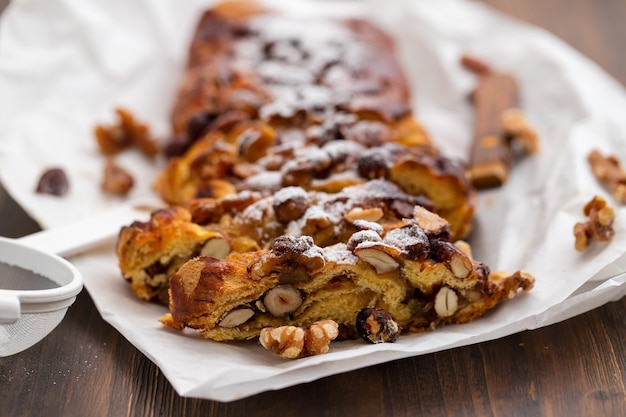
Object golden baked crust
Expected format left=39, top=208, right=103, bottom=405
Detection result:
left=118, top=180, right=434, bottom=303
left=160, top=222, right=534, bottom=341
left=154, top=1, right=474, bottom=239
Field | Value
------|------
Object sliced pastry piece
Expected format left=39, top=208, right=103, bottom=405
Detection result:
left=117, top=180, right=433, bottom=303
left=160, top=215, right=534, bottom=341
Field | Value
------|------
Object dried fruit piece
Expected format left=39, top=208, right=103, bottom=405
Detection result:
left=35, top=167, right=69, bottom=196
left=356, top=307, right=401, bottom=343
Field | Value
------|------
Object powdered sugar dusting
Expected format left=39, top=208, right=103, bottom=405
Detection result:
left=322, top=243, right=358, bottom=265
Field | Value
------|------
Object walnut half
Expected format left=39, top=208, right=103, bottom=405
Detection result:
left=259, top=320, right=339, bottom=359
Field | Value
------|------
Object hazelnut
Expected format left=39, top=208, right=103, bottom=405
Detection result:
left=356, top=307, right=401, bottom=343
left=200, top=237, right=231, bottom=259
left=236, top=125, right=275, bottom=162
left=218, top=307, right=255, bottom=328
left=272, top=186, right=310, bottom=223
left=357, top=150, right=390, bottom=179
left=263, top=284, right=303, bottom=317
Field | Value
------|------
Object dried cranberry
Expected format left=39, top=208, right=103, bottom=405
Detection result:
left=357, top=151, right=390, bottom=180
left=187, top=111, right=217, bottom=142
left=35, top=168, right=69, bottom=196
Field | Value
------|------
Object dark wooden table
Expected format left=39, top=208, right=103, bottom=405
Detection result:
left=1, top=1, right=625, bottom=416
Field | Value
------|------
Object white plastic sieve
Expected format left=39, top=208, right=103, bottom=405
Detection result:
left=0, top=237, right=82, bottom=356
left=0, top=200, right=157, bottom=356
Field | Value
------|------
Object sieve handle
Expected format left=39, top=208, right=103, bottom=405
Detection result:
left=0, top=294, right=20, bottom=324
left=16, top=200, right=160, bottom=258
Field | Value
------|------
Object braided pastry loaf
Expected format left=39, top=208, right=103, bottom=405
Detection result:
left=117, top=180, right=534, bottom=340
left=115, top=2, right=535, bottom=343
left=155, top=0, right=475, bottom=239
left=156, top=182, right=533, bottom=340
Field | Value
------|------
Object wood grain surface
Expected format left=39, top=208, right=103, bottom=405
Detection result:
left=1, top=1, right=625, bottom=416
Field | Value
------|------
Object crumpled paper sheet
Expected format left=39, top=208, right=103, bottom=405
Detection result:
left=1, top=0, right=625, bottom=402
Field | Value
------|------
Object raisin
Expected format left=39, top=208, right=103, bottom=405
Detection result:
left=35, top=168, right=69, bottom=196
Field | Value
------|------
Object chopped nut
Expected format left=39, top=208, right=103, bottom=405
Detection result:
left=434, top=286, right=459, bottom=317
left=218, top=307, right=255, bottom=328
left=430, top=240, right=473, bottom=279
left=94, top=107, right=158, bottom=157
left=356, top=307, right=401, bottom=344
left=272, top=186, right=310, bottom=223
left=101, top=159, right=134, bottom=196
left=501, top=108, right=539, bottom=154
left=412, top=206, right=450, bottom=240
left=263, top=284, right=303, bottom=317
left=351, top=219, right=384, bottom=235
left=354, top=247, right=400, bottom=274
left=251, top=236, right=325, bottom=284
left=383, top=224, right=430, bottom=260
left=344, top=207, right=384, bottom=223
left=574, top=195, right=616, bottom=251
left=259, top=320, right=339, bottom=359
left=259, top=325, right=305, bottom=359
left=200, top=237, right=231, bottom=259
left=236, top=125, right=275, bottom=162
left=347, top=230, right=383, bottom=251
left=587, top=149, right=626, bottom=204
left=304, top=320, right=339, bottom=355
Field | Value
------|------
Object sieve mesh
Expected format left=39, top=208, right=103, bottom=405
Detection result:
left=0, top=261, right=59, bottom=290
left=0, top=309, right=67, bottom=356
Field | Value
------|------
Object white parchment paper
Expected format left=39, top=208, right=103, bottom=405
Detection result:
left=1, top=0, right=625, bottom=402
